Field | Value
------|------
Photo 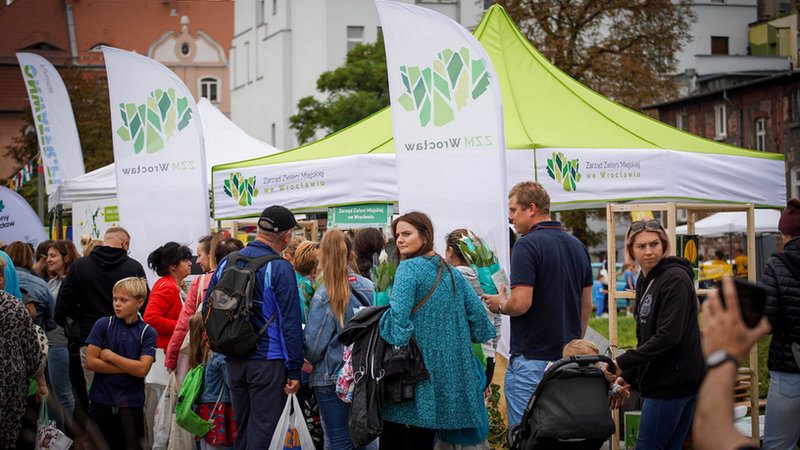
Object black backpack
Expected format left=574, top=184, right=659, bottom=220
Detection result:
left=203, top=251, right=281, bottom=358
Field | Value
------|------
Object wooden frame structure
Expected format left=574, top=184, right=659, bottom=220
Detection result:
left=606, top=202, right=759, bottom=449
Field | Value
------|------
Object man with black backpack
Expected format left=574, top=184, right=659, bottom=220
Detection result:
left=203, top=205, right=303, bottom=449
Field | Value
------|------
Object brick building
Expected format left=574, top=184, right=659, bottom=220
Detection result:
left=643, top=71, right=800, bottom=200
left=0, top=0, right=232, bottom=179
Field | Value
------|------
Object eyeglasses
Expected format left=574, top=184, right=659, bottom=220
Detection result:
left=627, top=219, right=663, bottom=235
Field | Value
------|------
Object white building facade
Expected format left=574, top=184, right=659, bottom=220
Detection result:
left=231, top=0, right=485, bottom=150
left=676, top=0, right=758, bottom=74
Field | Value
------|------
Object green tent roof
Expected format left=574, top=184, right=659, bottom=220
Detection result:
left=215, top=4, right=781, bottom=172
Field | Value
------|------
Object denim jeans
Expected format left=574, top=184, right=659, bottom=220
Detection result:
left=47, top=346, right=75, bottom=431
left=763, top=371, right=800, bottom=450
left=315, top=385, right=376, bottom=450
left=636, top=395, right=696, bottom=450
left=504, top=356, right=549, bottom=427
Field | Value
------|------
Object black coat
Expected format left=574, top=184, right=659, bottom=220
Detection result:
left=763, top=237, right=800, bottom=373
left=54, top=245, right=147, bottom=343
left=617, top=257, right=705, bottom=399
left=338, top=305, right=428, bottom=448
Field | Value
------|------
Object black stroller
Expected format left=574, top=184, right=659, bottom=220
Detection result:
left=508, top=355, right=617, bottom=450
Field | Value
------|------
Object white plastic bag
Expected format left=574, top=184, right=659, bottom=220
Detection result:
left=35, top=401, right=72, bottom=450
left=153, top=373, right=178, bottom=450
left=268, top=393, right=315, bottom=450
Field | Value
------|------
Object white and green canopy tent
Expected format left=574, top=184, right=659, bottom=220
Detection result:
left=211, top=5, right=785, bottom=220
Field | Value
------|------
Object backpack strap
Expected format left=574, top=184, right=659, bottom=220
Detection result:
left=776, top=252, right=800, bottom=280
left=412, top=257, right=445, bottom=315
left=351, top=284, right=372, bottom=308
left=243, top=253, right=282, bottom=272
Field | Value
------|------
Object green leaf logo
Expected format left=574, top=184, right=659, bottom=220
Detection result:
left=116, top=88, right=193, bottom=154
left=397, top=47, right=490, bottom=127
left=546, top=152, right=582, bottom=192
left=223, top=172, right=259, bottom=206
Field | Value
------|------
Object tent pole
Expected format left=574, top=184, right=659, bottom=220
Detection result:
left=746, top=206, right=759, bottom=443
left=606, top=203, right=620, bottom=450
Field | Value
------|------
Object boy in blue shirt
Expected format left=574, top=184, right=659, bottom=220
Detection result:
left=85, top=277, right=156, bottom=450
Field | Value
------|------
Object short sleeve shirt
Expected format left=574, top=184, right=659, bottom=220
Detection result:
left=86, top=316, right=157, bottom=408
left=509, top=221, right=593, bottom=361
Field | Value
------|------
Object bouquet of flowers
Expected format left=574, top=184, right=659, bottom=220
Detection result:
left=456, top=231, right=502, bottom=295
left=372, top=259, right=397, bottom=307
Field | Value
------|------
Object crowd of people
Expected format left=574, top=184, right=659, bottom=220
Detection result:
left=1, top=181, right=799, bottom=450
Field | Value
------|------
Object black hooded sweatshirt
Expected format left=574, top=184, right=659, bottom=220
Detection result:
left=54, top=245, right=147, bottom=343
left=617, top=256, right=705, bottom=399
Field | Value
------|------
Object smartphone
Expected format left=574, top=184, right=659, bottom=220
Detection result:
left=718, top=278, right=767, bottom=328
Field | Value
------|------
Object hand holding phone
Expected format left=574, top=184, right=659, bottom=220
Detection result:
left=717, top=277, right=767, bottom=328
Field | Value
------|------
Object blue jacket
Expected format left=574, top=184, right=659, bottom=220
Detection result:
left=17, top=267, right=56, bottom=329
left=204, top=240, right=303, bottom=380
left=303, top=272, right=374, bottom=387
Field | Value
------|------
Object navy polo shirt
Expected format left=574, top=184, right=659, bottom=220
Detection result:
left=86, top=315, right=157, bottom=408
left=509, top=221, right=593, bottom=361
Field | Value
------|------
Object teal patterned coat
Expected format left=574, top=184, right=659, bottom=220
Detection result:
left=379, top=255, right=495, bottom=430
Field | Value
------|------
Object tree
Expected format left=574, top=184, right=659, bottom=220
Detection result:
left=289, top=36, right=389, bottom=144
left=496, top=0, right=694, bottom=110
left=4, top=67, right=113, bottom=219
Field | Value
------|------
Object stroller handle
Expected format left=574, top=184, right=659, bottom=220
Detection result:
left=547, top=354, right=616, bottom=374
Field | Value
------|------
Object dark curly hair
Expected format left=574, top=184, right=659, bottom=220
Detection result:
left=147, top=242, right=193, bottom=276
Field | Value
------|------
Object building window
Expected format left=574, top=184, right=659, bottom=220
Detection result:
left=791, top=90, right=800, bottom=122
left=792, top=166, right=800, bottom=199
left=257, top=0, right=265, bottom=25
left=714, top=104, right=727, bottom=138
left=200, top=77, right=219, bottom=103
left=272, top=0, right=277, bottom=15
left=676, top=112, right=687, bottom=131
left=755, top=118, right=766, bottom=151
left=711, top=36, right=729, bottom=55
left=271, top=123, right=276, bottom=146
left=245, top=41, right=251, bottom=83
left=347, top=26, right=365, bottom=52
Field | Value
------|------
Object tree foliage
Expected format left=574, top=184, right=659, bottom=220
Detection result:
left=3, top=67, right=113, bottom=219
left=496, top=0, right=695, bottom=110
left=289, top=37, right=389, bottom=144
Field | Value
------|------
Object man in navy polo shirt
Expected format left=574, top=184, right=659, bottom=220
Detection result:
left=85, top=277, right=156, bottom=450
left=483, top=181, right=593, bottom=427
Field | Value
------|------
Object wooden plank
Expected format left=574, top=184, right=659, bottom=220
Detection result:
left=675, top=203, right=755, bottom=213
left=609, top=203, right=670, bottom=213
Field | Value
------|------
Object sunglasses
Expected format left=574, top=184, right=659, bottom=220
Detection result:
left=628, top=219, right=663, bottom=235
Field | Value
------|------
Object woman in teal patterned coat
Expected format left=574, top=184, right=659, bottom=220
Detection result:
left=379, top=212, right=495, bottom=450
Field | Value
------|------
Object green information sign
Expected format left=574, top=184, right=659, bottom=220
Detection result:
left=328, top=204, right=392, bottom=229
left=104, top=206, right=120, bottom=222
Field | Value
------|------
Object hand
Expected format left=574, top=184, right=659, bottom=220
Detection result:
left=99, top=349, right=116, bottom=362
left=166, top=367, right=175, bottom=374
left=701, top=276, right=771, bottom=362
left=482, top=286, right=507, bottom=314
left=302, top=359, right=313, bottom=374
left=283, top=379, right=300, bottom=395
left=605, top=359, right=622, bottom=378
left=35, top=370, right=48, bottom=397
left=609, top=377, right=630, bottom=409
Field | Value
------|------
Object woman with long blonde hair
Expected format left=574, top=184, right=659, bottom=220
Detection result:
left=304, top=229, right=375, bottom=450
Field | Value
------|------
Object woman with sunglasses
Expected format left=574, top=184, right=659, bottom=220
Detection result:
left=610, top=219, right=705, bottom=450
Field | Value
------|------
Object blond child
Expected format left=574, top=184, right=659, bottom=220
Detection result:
left=85, top=277, right=156, bottom=450
left=562, top=339, right=631, bottom=408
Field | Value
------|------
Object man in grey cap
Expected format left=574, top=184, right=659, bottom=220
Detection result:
left=204, top=205, right=303, bottom=448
